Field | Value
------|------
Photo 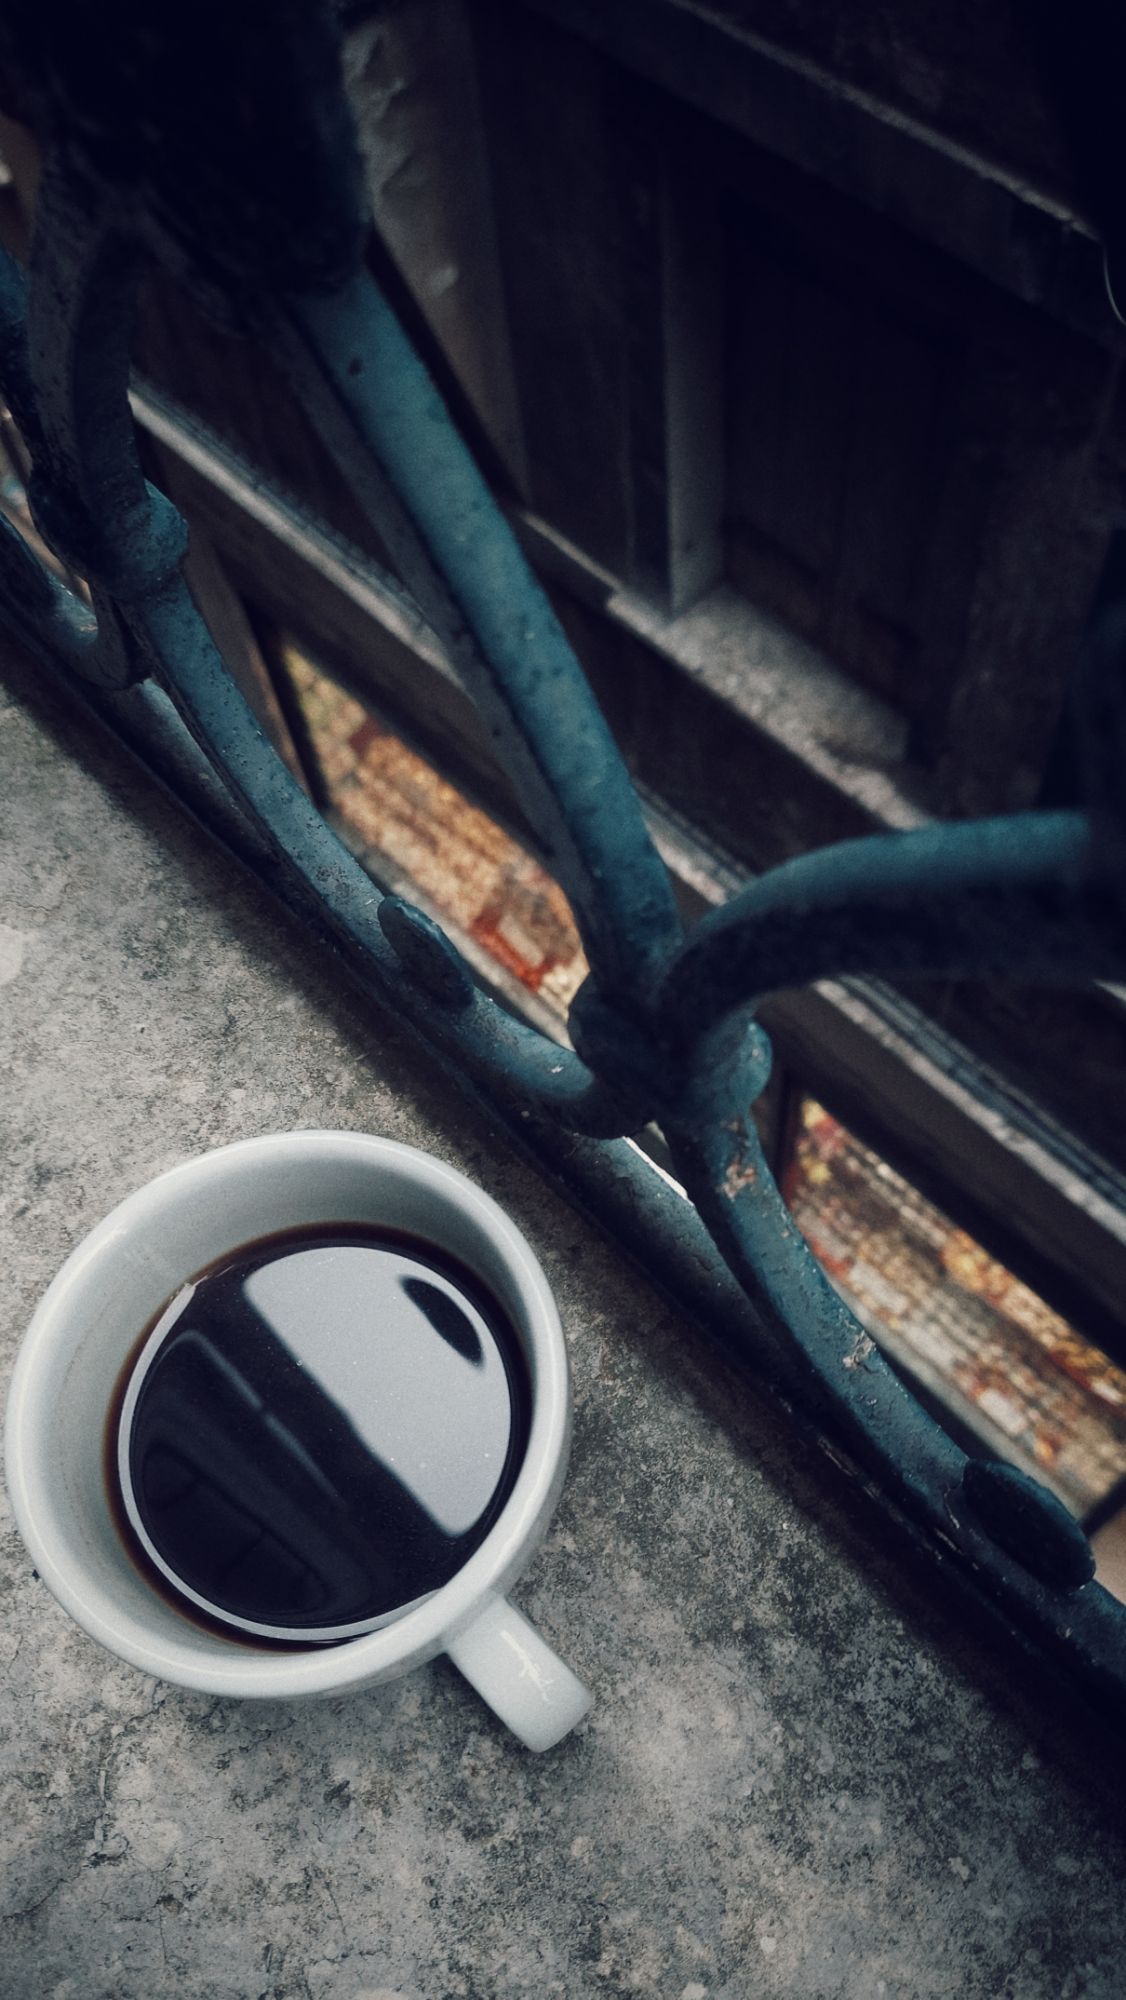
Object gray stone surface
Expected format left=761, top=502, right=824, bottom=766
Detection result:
left=2, top=651, right=1124, bottom=2000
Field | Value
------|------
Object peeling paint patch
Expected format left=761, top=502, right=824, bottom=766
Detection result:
left=843, top=1330, right=877, bottom=1372
left=721, top=1153, right=758, bottom=1199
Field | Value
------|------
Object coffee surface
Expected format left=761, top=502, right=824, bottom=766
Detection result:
left=114, top=1226, right=529, bottom=1640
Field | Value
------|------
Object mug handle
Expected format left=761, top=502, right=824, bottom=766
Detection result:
left=444, top=1597, right=591, bottom=1752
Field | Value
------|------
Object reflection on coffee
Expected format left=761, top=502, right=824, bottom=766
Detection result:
left=107, top=1225, right=530, bottom=1645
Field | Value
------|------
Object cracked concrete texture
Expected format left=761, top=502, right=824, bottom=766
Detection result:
left=2, top=651, right=1125, bottom=2000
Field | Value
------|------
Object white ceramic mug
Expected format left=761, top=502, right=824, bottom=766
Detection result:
left=5, top=1132, right=591, bottom=1751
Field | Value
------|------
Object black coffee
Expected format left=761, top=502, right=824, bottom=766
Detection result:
left=107, top=1224, right=530, bottom=1645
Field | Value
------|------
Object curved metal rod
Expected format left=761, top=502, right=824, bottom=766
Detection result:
left=0, top=249, right=43, bottom=454
left=665, top=1022, right=1125, bottom=1703
left=265, top=274, right=684, bottom=1009
left=0, top=241, right=108, bottom=679
left=129, top=576, right=651, bottom=1137
left=11, top=174, right=184, bottom=695
left=9, top=178, right=647, bottom=1141
left=0, top=510, right=96, bottom=668
left=25, top=170, right=163, bottom=583
left=657, top=809, right=1123, bottom=1036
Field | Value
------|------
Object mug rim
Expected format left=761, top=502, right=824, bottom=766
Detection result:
left=5, top=1130, right=571, bottom=1698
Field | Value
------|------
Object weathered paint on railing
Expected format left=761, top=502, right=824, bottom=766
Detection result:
left=1, top=0, right=1125, bottom=1711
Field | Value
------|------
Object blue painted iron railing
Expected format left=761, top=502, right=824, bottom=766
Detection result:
left=2, top=0, right=1125, bottom=1711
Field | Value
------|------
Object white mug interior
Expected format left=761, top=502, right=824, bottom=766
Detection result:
left=6, top=1132, right=571, bottom=1704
